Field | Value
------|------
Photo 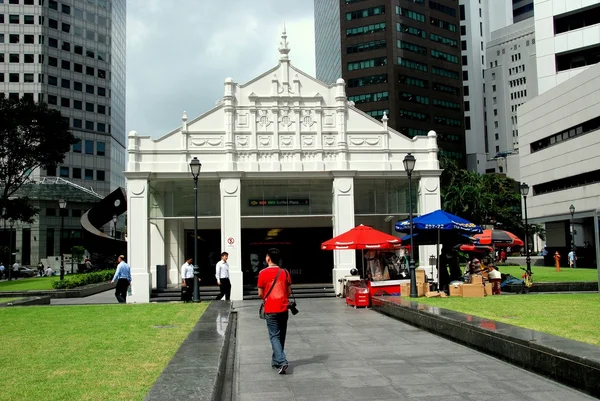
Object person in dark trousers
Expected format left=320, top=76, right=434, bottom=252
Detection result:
left=257, top=248, right=292, bottom=374
left=215, top=252, right=231, bottom=300
left=181, top=258, right=194, bottom=302
left=111, top=255, right=131, bottom=303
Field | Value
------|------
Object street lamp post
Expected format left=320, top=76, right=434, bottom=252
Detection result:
left=58, top=199, right=67, bottom=280
left=520, top=183, right=531, bottom=274
left=403, top=153, right=417, bottom=298
left=570, top=204, right=576, bottom=268
left=8, top=219, right=14, bottom=281
left=189, top=157, right=202, bottom=303
left=112, top=214, right=118, bottom=239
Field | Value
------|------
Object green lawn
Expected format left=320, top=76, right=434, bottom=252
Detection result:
left=414, top=294, right=600, bottom=346
left=497, top=265, right=598, bottom=282
left=0, top=297, right=23, bottom=304
left=0, top=274, right=88, bottom=292
left=0, top=303, right=208, bottom=401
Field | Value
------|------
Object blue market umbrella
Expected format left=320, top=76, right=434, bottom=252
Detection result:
left=395, top=210, right=482, bottom=286
left=395, top=210, right=483, bottom=234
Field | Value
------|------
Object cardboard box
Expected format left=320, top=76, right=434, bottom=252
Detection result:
left=471, top=275, right=483, bottom=285
left=449, top=284, right=463, bottom=297
left=401, top=283, right=410, bottom=296
left=484, top=282, right=493, bottom=296
left=462, top=284, right=485, bottom=298
left=416, top=269, right=426, bottom=283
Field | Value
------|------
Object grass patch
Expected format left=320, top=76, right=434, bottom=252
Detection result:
left=0, top=303, right=208, bottom=401
left=0, top=297, right=23, bottom=304
left=0, top=275, right=88, bottom=292
left=497, top=265, right=598, bottom=282
left=414, top=294, right=600, bottom=346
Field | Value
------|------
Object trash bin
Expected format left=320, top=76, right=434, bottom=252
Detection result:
left=156, top=264, right=167, bottom=289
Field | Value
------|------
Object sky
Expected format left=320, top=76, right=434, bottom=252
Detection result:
left=126, top=0, right=316, bottom=138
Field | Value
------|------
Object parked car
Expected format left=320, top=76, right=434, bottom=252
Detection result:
left=18, top=267, right=37, bottom=278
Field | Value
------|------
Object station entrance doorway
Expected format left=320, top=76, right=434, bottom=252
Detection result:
left=240, top=219, right=334, bottom=285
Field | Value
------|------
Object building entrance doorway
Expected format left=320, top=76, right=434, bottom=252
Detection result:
left=241, top=227, right=334, bottom=285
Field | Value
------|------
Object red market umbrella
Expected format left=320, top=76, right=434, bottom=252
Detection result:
left=321, top=225, right=402, bottom=278
left=458, top=244, right=493, bottom=253
left=321, top=224, right=402, bottom=250
left=474, top=229, right=524, bottom=247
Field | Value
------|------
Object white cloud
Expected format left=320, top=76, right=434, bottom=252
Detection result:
left=126, top=0, right=315, bottom=139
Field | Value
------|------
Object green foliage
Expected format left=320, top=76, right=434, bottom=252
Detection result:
left=0, top=97, right=76, bottom=223
left=71, top=246, right=86, bottom=263
left=440, top=154, right=523, bottom=236
left=51, top=269, right=115, bottom=289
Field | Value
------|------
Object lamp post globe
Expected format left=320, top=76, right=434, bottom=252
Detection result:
left=112, top=214, right=118, bottom=239
left=520, top=183, right=531, bottom=274
left=569, top=204, right=576, bottom=268
left=189, top=157, right=202, bottom=303
left=58, top=199, right=67, bottom=280
left=403, top=153, right=418, bottom=298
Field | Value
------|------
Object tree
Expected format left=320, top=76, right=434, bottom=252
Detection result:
left=440, top=154, right=523, bottom=235
left=0, top=97, right=75, bottom=223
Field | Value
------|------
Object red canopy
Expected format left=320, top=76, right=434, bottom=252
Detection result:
left=473, top=229, right=524, bottom=247
left=459, top=244, right=493, bottom=253
left=321, top=224, right=402, bottom=250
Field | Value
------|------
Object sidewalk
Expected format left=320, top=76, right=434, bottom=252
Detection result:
left=51, top=289, right=118, bottom=305
left=233, top=298, right=596, bottom=401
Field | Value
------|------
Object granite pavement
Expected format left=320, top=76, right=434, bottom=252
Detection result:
left=232, top=298, right=597, bottom=401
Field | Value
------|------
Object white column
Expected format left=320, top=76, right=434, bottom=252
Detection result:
left=220, top=175, right=243, bottom=300
left=418, top=176, right=441, bottom=280
left=332, top=173, right=356, bottom=289
left=127, top=174, right=151, bottom=303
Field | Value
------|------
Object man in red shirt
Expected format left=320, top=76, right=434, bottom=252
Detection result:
left=257, top=248, right=292, bottom=374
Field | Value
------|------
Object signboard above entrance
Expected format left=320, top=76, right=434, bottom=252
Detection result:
left=248, top=199, right=310, bottom=207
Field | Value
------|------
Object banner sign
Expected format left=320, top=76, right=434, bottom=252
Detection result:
left=248, top=199, right=310, bottom=207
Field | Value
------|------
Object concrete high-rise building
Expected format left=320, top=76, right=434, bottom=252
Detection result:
left=0, top=0, right=126, bottom=265
left=513, top=0, right=535, bottom=23
left=314, top=0, right=341, bottom=85
left=314, top=0, right=466, bottom=165
left=533, top=0, right=600, bottom=95
left=483, top=17, right=538, bottom=179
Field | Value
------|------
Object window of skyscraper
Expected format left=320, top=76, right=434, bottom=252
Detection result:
left=96, top=171, right=105, bottom=181
left=9, top=73, right=19, bottom=83
left=84, top=169, right=93, bottom=180
left=24, top=54, right=34, bottom=63
left=24, top=73, right=34, bottom=83
left=73, top=168, right=81, bottom=179
left=85, top=140, right=94, bottom=154
left=62, top=4, right=71, bottom=14
left=59, top=167, right=69, bottom=178
left=73, top=139, right=82, bottom=152
left=97, top=142, right=106, bottom=156
left=49, top=18, right=58, bottom=29
left=9, top=15, right=20, bottom=24
left=61, top=98, right=70, bottom=107
left=85, top=121, right=94, bottom=131
left=9, top=34, right=19, bottom=44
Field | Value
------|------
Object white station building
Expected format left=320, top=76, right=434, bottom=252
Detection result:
left=125, top=30, right=442, bottom=303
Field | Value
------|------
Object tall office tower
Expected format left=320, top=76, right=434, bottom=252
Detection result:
left=513, top=0, right=534, bottom=23
left=484, top=17, right=537, bottom=179
left=0, top=0, right=126, bottom=195
left=315, top=0, right=466, bottom=165
left=0, top=0, right=126, bottom=264
left=459, top=0, right=491, bottom=172
left=534, top=0, right=600, bottom=95
left=315, top=0, right=341, bottom=85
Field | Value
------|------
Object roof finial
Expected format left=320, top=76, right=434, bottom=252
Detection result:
left=279, top=24, right=290, bottom=61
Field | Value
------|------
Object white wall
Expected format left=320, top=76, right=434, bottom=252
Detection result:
left=519, top=62, right=600, bottom=222
left=534, top=0, right=600, bottom=94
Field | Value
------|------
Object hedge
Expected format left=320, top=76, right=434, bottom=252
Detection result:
left=52, top=270, right=116, bottom=290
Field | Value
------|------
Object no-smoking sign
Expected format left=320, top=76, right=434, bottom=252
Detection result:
left=227, top=237, right=235, bottom=247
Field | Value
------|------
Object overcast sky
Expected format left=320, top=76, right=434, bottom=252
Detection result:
left=126, top=0, right=316, bottom=138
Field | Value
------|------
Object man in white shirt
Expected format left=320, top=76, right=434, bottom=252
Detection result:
left=215, top=252, right=231, bottom=300
left=0, top=262, right=4, bottom=280
left=12, top=262, right=20, bottom=279
left=181, top=258, right=195, bottom=302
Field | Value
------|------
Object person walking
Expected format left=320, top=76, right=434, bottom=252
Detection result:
left=111, top=255, right=131, bottom=303
left=181, top=258, right=194, bottom=302
left=215, top=252, right=231, bottom=301
left=257, top=248, right=292, bottom=374
left=12, top=261, right=19, bottom=279
left=37, top=261, right=44, bottom=277
left=568, top=250, right=577, bottom=268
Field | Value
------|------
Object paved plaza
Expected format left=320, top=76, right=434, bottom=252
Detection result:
left=50, top=289, right=118, bottom=305
left=233, top=298, right=596, bottom=401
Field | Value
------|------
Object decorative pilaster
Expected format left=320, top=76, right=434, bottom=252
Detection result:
left=220, top=175, right=243, bottom=300
left=127, top=173, right=151, bottom=303
left=335, top=78, right=348, bottom=169
left=332, top=173, right=356, bottom=290
left=418, top=175, right=442, bottom=277
left=224, top=78, right=236, bottom=170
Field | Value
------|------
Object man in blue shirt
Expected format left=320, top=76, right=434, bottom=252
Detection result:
left=111, top=255, right=132, bottom=303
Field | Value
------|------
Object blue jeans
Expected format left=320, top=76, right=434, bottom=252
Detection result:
left=265, top=311, right=289, bottom=367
